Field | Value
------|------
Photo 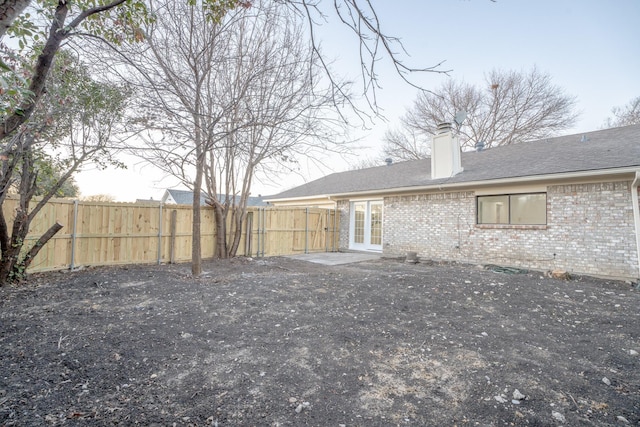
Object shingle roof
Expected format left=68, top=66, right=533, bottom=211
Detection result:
left=268, top=124, right=640, bottom=200
left=163, top=189, right=268, bottom=206
left=164, top=189, right=208, bottom=205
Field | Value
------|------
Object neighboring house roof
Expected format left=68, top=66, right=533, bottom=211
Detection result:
left=162, top=189, right=209, bottom=205
left=162, top=188, right=268, bottom=206
left=136, top=198, right=162, bottom=205
left=267, top=124, right=640, bottom=200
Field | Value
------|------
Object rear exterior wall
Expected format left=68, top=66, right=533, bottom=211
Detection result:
left=381, top=180, right=639, bottom=279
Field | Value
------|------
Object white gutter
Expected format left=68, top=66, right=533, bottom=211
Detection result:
left=632, top=170, right=640, bottom=279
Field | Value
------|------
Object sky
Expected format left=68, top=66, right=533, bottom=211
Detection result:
left=75, top=0, right=640, bottom=202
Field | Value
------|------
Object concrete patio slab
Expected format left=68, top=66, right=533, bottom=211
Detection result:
left=285, top=251, right=381, bottom=265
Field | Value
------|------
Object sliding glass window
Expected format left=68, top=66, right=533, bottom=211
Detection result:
left=477, top=193, right=546, bottom=225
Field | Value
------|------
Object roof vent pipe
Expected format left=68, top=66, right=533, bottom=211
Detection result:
left=436, top=122, right=453, bottom=134
left=475, top=141, right=485, bottom=152
left=385, top=158, right=393, bottom=166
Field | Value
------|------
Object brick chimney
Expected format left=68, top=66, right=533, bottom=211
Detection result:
left=431, top=122, right=463, bottom=180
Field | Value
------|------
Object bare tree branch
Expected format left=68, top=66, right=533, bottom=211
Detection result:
left=390, top=67, right=579, bottom=154
left=603, top=96, right=640, bottom=128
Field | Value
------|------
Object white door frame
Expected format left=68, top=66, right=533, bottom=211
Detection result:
left=349, top=200, right=383, bottom=252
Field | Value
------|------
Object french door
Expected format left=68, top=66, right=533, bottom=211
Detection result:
left=350, top=200, right=383, bottom=251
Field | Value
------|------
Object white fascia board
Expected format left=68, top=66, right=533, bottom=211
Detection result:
left=323, top=167, right=640, bottom=199
left=265, top=195, right=333, bottom=204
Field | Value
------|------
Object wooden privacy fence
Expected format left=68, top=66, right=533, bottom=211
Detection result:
left=2, top=197, right=339, bottom=274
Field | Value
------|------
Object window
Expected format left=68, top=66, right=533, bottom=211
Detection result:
left=477, top=193, right=546, bottom=225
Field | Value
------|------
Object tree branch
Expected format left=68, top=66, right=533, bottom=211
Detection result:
left=20, top=221, right=63, bottom=271
left=66, top=0, right=128, bottom=31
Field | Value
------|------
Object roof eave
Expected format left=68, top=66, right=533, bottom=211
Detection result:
left=264, top=194, right=335, bottom=203
left=272, top=167, right=640, bottom=201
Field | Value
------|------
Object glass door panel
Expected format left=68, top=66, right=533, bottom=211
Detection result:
left=370, top=202, right=382, bottom=246
left=354, top=202, right=365, bottom=244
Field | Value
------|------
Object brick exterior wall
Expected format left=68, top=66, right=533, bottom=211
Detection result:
left=545, top=181, right=638, bottom=278
left=337, top=199, right=350, bottom=250
left=371, top=180, right=639, bottom=279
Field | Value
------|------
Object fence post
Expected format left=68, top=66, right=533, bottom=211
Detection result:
left=157, top=203, right=163, bottom=264
left=262, top=208, right=265, bottom=257
left=245, top=211, right=253, bottom=256
left=70, top=199, right=79, bottom=270
left=325, top=209, right=329, bottom=253
left=305, top=207, right=309, bottom=254
left=261, top=208, right=266, bottom=257
left=169, top=209, right=177, bottom=263
left=256, top=208, right=261, bottom=257
left=331, top=207, right=340, bottom=252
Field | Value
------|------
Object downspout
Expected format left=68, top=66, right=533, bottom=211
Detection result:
left=632, top=171, right=640, bottom=280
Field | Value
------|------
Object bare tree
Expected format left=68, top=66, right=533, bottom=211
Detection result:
left=121, top=1, right=245, bottom=275
left=349, top=157, right=389, bottom=170
left=112, top=1, right=347, bottom=270
left=203, top=3, right=346, bottom=258
left=603, top=96, right=640, bottom=128
left=386, top=67, right=578, bottom=155
left=382, top=126, right=430, bottom=161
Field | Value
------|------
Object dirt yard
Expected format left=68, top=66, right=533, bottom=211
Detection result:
left=1, top=256, right=638, bottom=426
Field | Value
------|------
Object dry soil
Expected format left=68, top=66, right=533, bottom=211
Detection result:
left=0, top=256, right=638, bottom=426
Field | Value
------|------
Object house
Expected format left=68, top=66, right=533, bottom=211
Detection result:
left=266, top=124, right=640, bottom=279
left=162, top=189, right=209, bottom=205
left=161, top=188, right=268, bottom=207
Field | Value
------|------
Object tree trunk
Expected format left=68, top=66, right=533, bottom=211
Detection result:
left=228, top=206, right=246, bottom=257
left=0, top=2, right=68, bottom=142
left=0, top=210, right=28, bottom=285
left=191, top=172, right=203, bottom=277
left=213, top=203, right=228, bottom=259
left=20, top=221, right=62, bottom=271
left=0, top=0, right=32, bottom=38
left=0, top=204, right=10, bottom=258
left=0, top=244, right=21, bottom=285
